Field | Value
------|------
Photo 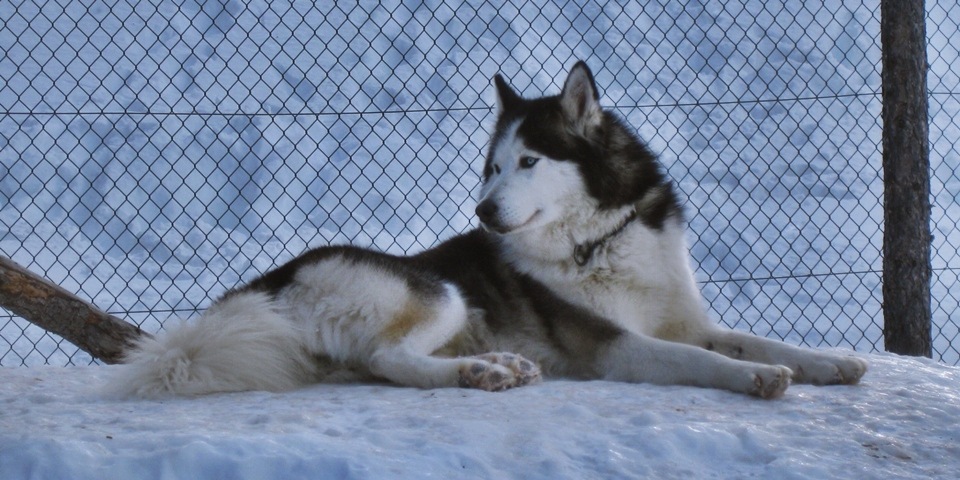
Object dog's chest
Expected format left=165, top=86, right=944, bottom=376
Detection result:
left=506, top=220, right=702, bottom=332
left=532, top=254, right=673, bottom=334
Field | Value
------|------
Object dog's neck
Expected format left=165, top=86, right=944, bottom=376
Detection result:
left=572, top=208, right=639, bottom=266
left=494, top=200, right=641, bottom=274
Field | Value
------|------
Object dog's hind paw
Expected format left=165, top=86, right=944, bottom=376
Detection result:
left=478, top=352, right=542, bottom=387
left=458, top=352, right=542, bottom=391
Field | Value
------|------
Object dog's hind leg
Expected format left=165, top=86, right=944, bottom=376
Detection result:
left=691, top=329, right=868, bottom=385
left=597, top=332, right=793, bottom=398
left=363, top=283, right=541, bottom=391
left=368, top=347, right=541, bottom=391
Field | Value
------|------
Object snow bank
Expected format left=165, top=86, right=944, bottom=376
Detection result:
left=2, top=352, right=958, bottom=479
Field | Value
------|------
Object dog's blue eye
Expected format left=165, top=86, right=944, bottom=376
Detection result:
left=519, top=156, right=540, bottom=168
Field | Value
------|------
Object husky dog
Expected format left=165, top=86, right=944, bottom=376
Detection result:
left=113, top=62, right=866, bottom=399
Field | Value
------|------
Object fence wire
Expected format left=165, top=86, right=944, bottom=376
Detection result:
left=1, top=0, right=958, bottom=366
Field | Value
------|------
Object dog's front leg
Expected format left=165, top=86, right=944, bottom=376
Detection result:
left=596, top=332, right=793, bottom=398
left=690, top=329, right=868, bottom=385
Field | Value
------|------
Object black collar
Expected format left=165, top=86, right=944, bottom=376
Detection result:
left=573, top=209, right=639, bottom=266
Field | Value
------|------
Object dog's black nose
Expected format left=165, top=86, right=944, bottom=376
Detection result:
left=475, top=200, right=498, bottom=224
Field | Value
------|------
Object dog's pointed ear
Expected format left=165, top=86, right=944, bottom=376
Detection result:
left=560, top=61, right=602, bottom=130
left=494, top=74, right=522, bottom=112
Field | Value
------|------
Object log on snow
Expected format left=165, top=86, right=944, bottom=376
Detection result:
left=0, top=255, right=148, bottom=364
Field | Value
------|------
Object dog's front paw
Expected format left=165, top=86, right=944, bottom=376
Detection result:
left=458, top=352, right=541, bottom=391
left=836, top=356, right=868, bottom=384
left=795, top=356, right=868, bottom=385
left=750, top=365, right=792, bottom=399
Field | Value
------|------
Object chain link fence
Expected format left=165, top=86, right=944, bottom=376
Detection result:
left=1, top=0, right=958, bottom=366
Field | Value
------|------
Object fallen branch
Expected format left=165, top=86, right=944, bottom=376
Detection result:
left=0, top=255, right=148, bottom=364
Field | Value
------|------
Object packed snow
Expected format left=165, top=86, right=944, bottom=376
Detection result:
left=1, top=352, right=958, bottom=479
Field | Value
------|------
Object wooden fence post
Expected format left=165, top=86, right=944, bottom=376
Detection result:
left=881, top=0, right=932, bottom=357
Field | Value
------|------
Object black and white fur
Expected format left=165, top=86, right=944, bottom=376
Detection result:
left=111, top=62, right=866, bottom=399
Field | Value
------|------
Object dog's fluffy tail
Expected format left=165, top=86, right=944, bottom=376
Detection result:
left=106, top=291, right=316, bottom=398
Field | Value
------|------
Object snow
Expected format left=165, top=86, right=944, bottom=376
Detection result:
left=2, top=352, right=958, bottom=479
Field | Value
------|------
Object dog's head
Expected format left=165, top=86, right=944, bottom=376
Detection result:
left=476, top=62, right=674, bottom=236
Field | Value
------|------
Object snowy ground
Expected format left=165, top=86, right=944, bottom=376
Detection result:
left=1, top=351, right=958, bottom=479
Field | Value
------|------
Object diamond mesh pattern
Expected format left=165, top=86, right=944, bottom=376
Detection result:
left=1, top=0, right=957, bottom=366
left=928, top=0, right=960, bottom=364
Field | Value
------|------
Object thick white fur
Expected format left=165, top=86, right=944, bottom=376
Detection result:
left=279, top=257, right=480, bottom=389
left=279, top=258, right=465, bottom=362
left=107, top=292, right=316, bottom=397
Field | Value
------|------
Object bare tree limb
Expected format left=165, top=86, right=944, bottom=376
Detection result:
left=0, top=255, right=148, bottom=364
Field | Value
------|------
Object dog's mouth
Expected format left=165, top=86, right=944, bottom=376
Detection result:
left=482, top=210, right=542, bottom=235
